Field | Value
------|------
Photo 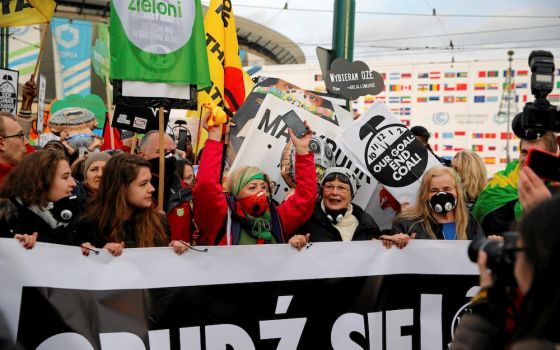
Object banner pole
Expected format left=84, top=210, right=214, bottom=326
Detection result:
left=22, top=23, right=49, bottom=111
left=158, top=106, right=165, bottom=212
left=105, top=72, right=115, bottom=149
left=130, top=132, right=138, bottom=154
left=194, top=106, right=204, bottom=164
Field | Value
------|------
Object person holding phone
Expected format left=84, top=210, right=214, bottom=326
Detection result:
left=473, top=132, right=558, bottom=235
left=193, top=110, right=317, bottom=245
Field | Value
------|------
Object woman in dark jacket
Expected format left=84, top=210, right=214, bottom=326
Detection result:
left=0, top=151, right=79, bottom=247
left=78, top=154, right=186, bottom=256
left=289, top=167, right=381, bottom=248
left=391, top=166, right=484, bottom=244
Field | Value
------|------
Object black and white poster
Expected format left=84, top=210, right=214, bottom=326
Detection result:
left=230, top=95, right=377, bottom=207
left=337, top=101, right=442, bottom=204
left=0, top=68, right=19, bottom=116
left=0, top=238, right=479, bottom=350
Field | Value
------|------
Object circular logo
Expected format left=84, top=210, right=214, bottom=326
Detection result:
left=364, top=123, right=429, bottom=187
left=113, top=0, right=195, bottom=54
left=432, top=112, right=450, bottom=125
left=0, top=80, right=17, bottom=114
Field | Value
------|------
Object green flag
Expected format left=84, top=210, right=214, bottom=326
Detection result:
left=109, top=0, right=210, bottom=87
left=472, top=160, right=523, bottom=223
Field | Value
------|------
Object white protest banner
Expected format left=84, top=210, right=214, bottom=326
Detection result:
left=0, top=238, right=479, bottom=349
left=336, top=101, right=442, bottom=204
left=0, top=68, right=19, bottom=116
left=230, top=94, right=378, bottom=208
left=36, top=74, right=46, bottom=133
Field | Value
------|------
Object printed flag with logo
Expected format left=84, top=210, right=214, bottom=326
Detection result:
left=109, top=0, right=210, bottom=86
left=0, top=0, right=55, bottom=27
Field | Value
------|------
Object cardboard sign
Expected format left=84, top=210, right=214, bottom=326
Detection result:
left=0, top=68, right=19, bottom=116
left=325, top=58, right=384, bottom=99
left=111, top=104, right=171, bottom=134
left=337, top=101, right=442, bottom=204
left=36, top=74, right=47, bottom=133
left=230, top=95, right=378, bottom=208
left=112, top=80, right=197, bottom=111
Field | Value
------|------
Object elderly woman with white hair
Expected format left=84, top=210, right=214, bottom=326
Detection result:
left=289, top=167, right=381, bottom=249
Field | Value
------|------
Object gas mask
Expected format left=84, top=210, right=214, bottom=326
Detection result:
left=50, top=195, right=80, bottom=224
left=238, top=191, right=268, bottom=217
left=429, top=192, right=457, bottom=214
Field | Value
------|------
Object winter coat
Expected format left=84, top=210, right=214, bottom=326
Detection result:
left=193, top=139, right=317, bottom=246
left=297, top=201, right=381, bottom=242
left=451, top=313, right=559, bottom=350
left=75, top=215, right=171, bottom=249
left=391, top=212, right=484, bottom=240
left=0, top=197, right=80, bottom=245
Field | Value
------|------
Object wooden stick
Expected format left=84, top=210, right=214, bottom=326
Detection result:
left=194, top=105, right=204, bottom=164
left=22, top=23, right=49, bottom=111
left=130, top=132, right=138, bottom=154
left=105, top=72, right=115, bottom=149
left=158, top=106, right=165, bottom=212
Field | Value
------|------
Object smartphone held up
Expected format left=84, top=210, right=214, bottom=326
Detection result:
left=281, top=110, right=308, bottom=138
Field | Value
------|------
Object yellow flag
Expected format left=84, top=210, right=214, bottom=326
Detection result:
left=194, top=0, right=254, bottom=154
left=0, top=0, right=56, bottom=27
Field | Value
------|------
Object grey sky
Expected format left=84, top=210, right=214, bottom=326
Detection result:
left=201, top=0, right=560, bottom=65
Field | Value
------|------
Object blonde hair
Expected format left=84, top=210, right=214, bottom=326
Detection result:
left=452, top=150, right=487, bottom=202
left=227, top=166, right=271, bottom=198
left=396, top=166, right=470, bottom=240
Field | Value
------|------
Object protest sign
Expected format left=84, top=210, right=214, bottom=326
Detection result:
left=325, top=58, right=385, bottom=99
left=0, top=68, right=18, bottom=116
left=230, top=95, right=377, bottom=208
left=112, top=105, right=171, bottom=134
left=0, top=238, right=479, bottom=350
left=229, top=77, right=349, bottom=164
left=337, top=101, right=442, bottom=204
left=36, top=74, right=46, bottom=133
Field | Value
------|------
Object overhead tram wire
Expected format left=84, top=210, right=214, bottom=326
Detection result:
left=200, top=2, right=560, bottom=19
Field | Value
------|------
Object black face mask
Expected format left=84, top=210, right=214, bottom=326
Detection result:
left=148, top=155, right=177, bottom=177
left=50, top=195, right=80, bottom=223
left=429, top=192, right=457, bottom=213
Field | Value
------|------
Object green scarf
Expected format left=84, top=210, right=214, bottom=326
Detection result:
left=231, top=172, right=265, bottom=197
left=238, top=210, right=276, bottom=245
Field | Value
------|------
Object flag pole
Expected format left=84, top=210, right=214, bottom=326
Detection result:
left=104, top=72, right=115, bottom=149
left=194, top=106, right=204, bottom=164
left=22, top=23, right=49, bottom=111
left=130, top=133, right=138, bottom=154
left=158, top=106, right=165, bottom=212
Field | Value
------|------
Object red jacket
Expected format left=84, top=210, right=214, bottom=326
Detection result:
left=193, top=139, right=317, bottom=245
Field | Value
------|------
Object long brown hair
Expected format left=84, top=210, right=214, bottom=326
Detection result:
left=0, top=151, right=67, bottom=208
left=87, top=153, right=168, bottom=247
left=396, top=166, right=469, bottom=240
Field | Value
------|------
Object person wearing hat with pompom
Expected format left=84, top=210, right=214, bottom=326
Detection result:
left=288, top=167, right=381, bottom=249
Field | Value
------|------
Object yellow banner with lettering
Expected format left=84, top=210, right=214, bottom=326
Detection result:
left=0, top=0, right=56, bottom=27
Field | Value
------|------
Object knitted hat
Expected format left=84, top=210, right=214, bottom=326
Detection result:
left=321, top=167, right=358, bottom=197
left=83, top=152, right=111, bottom=176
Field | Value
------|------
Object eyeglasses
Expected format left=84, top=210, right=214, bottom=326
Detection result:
left=323, top=184, right=351, bottom=193
left=0, top=131, right=25, bottom=142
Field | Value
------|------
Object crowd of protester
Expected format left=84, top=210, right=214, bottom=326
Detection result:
left=1, top=81, right=559, bottom=348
